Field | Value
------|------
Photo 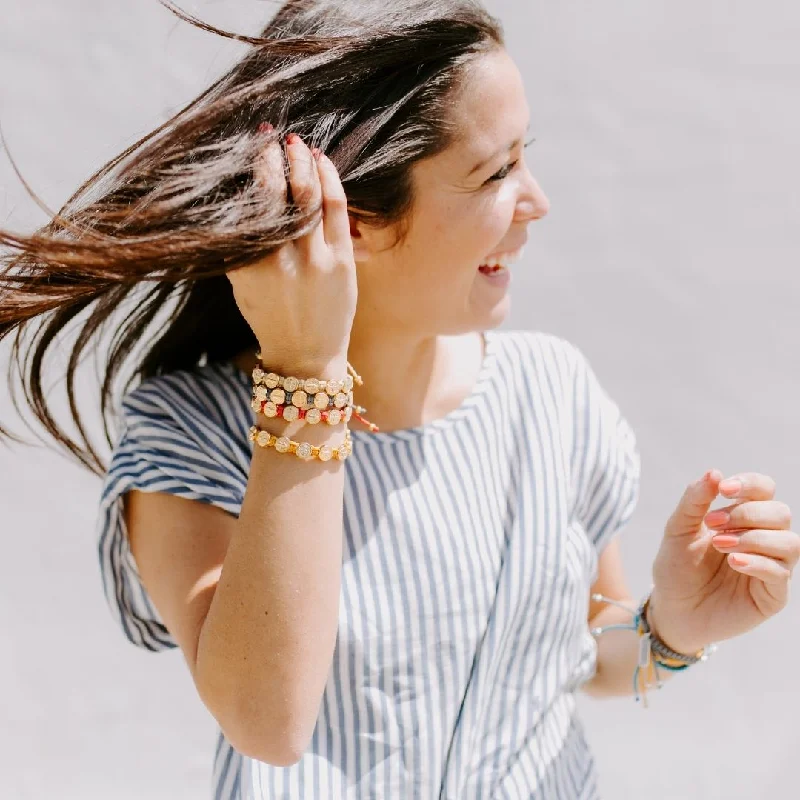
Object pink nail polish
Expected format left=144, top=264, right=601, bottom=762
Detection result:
left=719, top=478, right=742, bottom=496
left=712, top=534, right=740, bottom=549
left=705, top=510, right=730, bottom=528
left=258, top=122, right=274, bottom=134
left=730, top=554, right=749, bottom=568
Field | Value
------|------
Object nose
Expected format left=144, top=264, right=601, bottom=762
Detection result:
left=514, top=165, right=550, bottom=223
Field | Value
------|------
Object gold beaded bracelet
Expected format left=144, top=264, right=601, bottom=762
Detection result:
left=250, top=359, right=380, bottom=433
left=252, top=367, right=356, bottom=397
left=248, top=425, right=353, bottom=462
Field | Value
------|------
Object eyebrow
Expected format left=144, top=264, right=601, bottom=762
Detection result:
left=466, top=124, right=531, bottom=178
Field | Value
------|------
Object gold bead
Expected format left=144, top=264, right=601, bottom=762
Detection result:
left=314, top=392, right=329, bottom=410
left=252, top=367, right=265, bottom=384
left=327, top=409, right=342, bottom=426
left=292, top=390, right=308, bottom=408
left=254, top=385, right=268, bottom=401
left=275, top=437, right=291, bottom=453
left=284, top=376, right=300, bottom=392
left=306, top=408, right=322, bottom=425
left=318, top=445, right=333, bottom=462
left=326, top=379, right=342, bottom=395
left=282, top=406, right=299, bottom=422
left=256, top=430, right=271, bottom=448
left=296, top=442, right=314, bottom=461
left=304, top=378, right=320, bottom=394
left=265, top=372, right=280, bottom=389
left=270, top=388, right=286, bottom=405
left=263, top=401, right=278, bottom=418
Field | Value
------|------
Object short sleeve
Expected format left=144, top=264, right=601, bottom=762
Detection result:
left=96, top=366, right=252, bottom=651
left=568, top=345, right=641, bottom=554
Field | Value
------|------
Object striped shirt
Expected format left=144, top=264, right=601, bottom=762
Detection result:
left=97, top=329, right=640, bottom=799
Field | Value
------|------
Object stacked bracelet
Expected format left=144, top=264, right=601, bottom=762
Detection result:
left=250, top=358, right=379, bottom=434
left=590, top=590, right=716, bottom=707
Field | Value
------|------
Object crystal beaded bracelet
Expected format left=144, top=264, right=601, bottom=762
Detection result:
left=248, top=425, right=353, bottom=462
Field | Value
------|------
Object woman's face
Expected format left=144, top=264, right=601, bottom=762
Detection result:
left=351, top=48, right=549, bottom=340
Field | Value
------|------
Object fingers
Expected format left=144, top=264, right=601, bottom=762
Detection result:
left=315, top=150, right=353, bottom=259
left=725, top=552, right=791, bottom=585
left=718, top=472, right=776, bottom=502
left=664, top=469, right=724, bottom=538
left=254, top=123, right=288, bottom=205
left=704, top=499, right=792, bottom=532
left=711, top=528, right=800, bottom=568
left=285, top=133, right=325, bottom=259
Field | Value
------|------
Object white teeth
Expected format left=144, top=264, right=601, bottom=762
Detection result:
left=480, top=247, right=524, bottom=270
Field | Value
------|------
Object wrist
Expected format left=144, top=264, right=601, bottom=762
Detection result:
left=646, top=590, right=708, bottom=657
left=255, top=349, right=350, bottom=382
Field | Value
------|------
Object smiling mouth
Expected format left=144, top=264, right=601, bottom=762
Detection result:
left=478, top=246, right=525, bottom=275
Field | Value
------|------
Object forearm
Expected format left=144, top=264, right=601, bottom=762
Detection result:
left=195, top=406, right=346, bottom=763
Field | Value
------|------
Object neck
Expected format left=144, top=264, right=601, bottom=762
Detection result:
left=232, top=325, right=486, bottom=435
left=344, top=322, right=485, bottom=434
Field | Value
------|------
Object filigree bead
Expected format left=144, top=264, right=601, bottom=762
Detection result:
left=318, top=445, right=333, bottom=462
left=327, top=409, right=342, bottom=426
left=304, top=378, right=321, bottom=394
left=343, top=406, right=353, bottom=423
left=314, top=392, right=329, bottom=410
left=265, top=372, right=280, bottom=389
left=292, top=390, right=308, bottom=408
left=252, top=367, right=265, bottom=384
left=306, top=408, right=322, bottom=425
left=251, top=398, right=263, bottom=413
left=263, top=401, right=278, bottom=418
left=256, top=430, right=271, bottom=448
left=270, top=388, right=286, bottom=405
left=284, top=376, right=300, bottom=393
left=254, top=385, right=268, bottom=401
left=326, top=379, right=342, bottom=395
left=275, top=437, right=291, bottom=454
left=296, top=442, right=314, bottom=461
left=343, top=375, right=354, bottom=393
left=282, top=406, right=300, bottom=422
left=334, top=392, right=348, bottom=409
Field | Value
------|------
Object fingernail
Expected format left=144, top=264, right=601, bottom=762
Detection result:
left=286, top=132, right=302, bottom=145
left=719, top=478, right=742, bottom=496
left=712, top=534, right=740, bottom=549
left=310, top=147, right=322, bottom=160
left=258, top=122, right=274, bottom=134
left=705, top=510, right=730, bottom=528
left=730, top=554, right=749, bottom=568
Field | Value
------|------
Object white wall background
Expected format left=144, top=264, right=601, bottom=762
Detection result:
left=1, top=1, right=799, bottom=797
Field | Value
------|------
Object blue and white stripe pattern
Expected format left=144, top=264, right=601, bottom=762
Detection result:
left=97, top=330, right=640, bottom=799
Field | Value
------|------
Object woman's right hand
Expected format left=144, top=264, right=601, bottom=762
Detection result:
left=227, top=131, right=357, bottom=378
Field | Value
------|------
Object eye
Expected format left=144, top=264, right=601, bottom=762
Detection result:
left=484, top=136, right=536, bottom=184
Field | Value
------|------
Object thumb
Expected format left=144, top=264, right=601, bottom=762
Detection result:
left=664, top=469, right=723, bottom=538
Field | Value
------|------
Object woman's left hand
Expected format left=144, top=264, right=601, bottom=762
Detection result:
left=648, top=470, right=800, bottom=655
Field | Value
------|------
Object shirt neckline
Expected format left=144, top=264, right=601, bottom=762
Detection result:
left=219, top=330, right=498, bottom=446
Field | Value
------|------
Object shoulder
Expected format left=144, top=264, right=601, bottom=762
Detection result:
left=488, top=328, right=589, bottom=390
left=119, top=361, right=252, bottom=444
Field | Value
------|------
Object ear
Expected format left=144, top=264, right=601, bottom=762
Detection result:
left=348, top=213, right=371, bottom=262
left=348, top=212, right=397, bottom=262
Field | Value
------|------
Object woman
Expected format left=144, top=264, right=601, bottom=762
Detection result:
left=1, top=1, right=797, bottom=797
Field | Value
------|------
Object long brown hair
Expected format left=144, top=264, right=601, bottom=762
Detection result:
left=0, top=0, right=503, bottom=474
